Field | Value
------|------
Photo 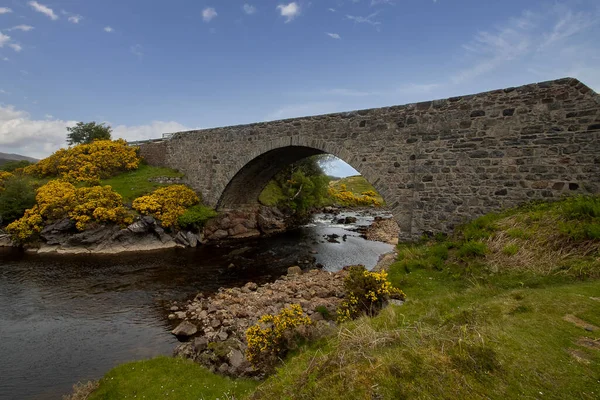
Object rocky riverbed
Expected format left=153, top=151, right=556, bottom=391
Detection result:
left=169, top=267, right=346, bottom=377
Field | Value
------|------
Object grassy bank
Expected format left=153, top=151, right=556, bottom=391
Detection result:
left=81, top=196, right=599, bottom=399
left=100, top=164, right=184, bottom=203
left=85, top=357, right=258, bottom=400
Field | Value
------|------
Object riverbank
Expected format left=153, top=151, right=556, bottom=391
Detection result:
left=1, top=206, right=399, bottom=255
left=78, top=196, right=599, bottom=399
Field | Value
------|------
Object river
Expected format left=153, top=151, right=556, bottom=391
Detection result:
left=0, top=211, right=394, bottom=400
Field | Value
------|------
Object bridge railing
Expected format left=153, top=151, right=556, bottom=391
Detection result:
left=127, top=132, right=173, bottom=146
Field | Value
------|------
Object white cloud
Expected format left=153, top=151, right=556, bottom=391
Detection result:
left=202, top=7, right=217, bottom=22
left=371, top=0, right=394, bottom=5
left=112, top=121, right=191, bottom=142
left=68, top=15, right=83, bottom=24
left=0, top=7, right=12, bottom=14
left=7, top=25, right=35, bottom=32
left=328, top=8, right=336, bottom=12
left=326, top=32, right=341, bottom=39
left=0, top=104, right=190, bottom=158
left=104, top=26, right=113, bottom=33
left=243, top=4, right=256, bottom=15
left=28, top=1, right=58, bottom=20
left=346, top=12, right=381, bottom=26
left=0, top=32, right=21, bottom=52
left=2, top=57, right=8, bottom=61
left=277, top=2, right=300, bottom=23
left=539, top=8, right=596, bottom=50
left=0, top=32, right=10, bottom=47
left=130, top=44, right=143, bottom=58
left=0, top=105, right=75, bottom=158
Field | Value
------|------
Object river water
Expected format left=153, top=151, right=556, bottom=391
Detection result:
left=0, top=211, right=394, bottom=400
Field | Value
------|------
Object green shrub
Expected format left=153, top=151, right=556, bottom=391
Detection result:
left=336, top=266, right=405, bottom=323
left=461, top=214, right=500, bottom=240
left=245, top=304, right=313, bottom=372
left=559, top=195, right=600, bottom=219
left=502, top=244, right=519, bottom=256
left=0, top=176, right=36, bottom=225
left=457, top=241, right=487, bottom=259
left=314, top=305, right=332, bottom=320
left=177, top=204, right=218, bottom=230
left=0, top=160, right=33, bottom=172
left=506, top=228, right=530, bottom=239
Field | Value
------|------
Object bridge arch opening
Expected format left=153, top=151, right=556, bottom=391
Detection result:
left=216, top=145, right=389, bottom=211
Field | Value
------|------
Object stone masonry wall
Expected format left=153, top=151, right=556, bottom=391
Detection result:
left=139, top=78, right=600, bottom=240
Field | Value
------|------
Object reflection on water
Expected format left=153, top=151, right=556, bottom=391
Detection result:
left=0, top=211, right=394, bottom=399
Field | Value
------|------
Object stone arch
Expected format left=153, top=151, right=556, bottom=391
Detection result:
left=217, top=143, right=393, bottom=209
left=215, top=142, right=409, bottom=234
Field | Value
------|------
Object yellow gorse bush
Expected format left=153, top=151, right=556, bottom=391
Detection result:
left=132, top=185, right=199, bottom=228
left=70, top=185, right=133, bottom=230
left=328, top=184, right=381, bottom=207
left=6, top=179, right=132, bottom=241
left=0, top=171, right=13, bottom=191
left=336, top=265, right=406, bottom=323
left=24, top=139, right=140, bottom=184
left=245, top=304, right=312, bottom=368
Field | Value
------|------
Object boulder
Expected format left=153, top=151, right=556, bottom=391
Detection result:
left=229, top=224, right=248, bottom=237
left=40, top=218, right=77, bottom=245
left=227, top=349, right=245, bottom=370
left=287, top=266, right=302, bottom=276
left=172, top=320, right=198, bottom=337
left=186, top=231, right=198, bottom=248
left=66, top=225, right=119, bottom=246
left=0, top=234, right=14, bottom=247
left=193, top=336, right=208, bottom=352
left=257, top=206, right=286, bottom=234
left=127, top=220, right=149, bottom=234
left=175, top=231, right=190, bottom=246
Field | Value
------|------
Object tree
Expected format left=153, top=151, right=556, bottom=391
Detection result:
left=0, top=160, right=33, bottom=172
left=0, top=176, right=36, bottom=225
left=66, top=122, right=112, bottom=145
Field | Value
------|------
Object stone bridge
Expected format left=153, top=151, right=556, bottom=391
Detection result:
left=139, top=78, right=600, bottom=240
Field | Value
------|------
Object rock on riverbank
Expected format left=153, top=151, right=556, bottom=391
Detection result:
left=364, top=217, right=400, bottom=245
left=19, top=216, right=203, bottom=254
left=170, top=268, right=346, bottom=377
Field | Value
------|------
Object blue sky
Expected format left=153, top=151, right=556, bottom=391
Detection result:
left=0, top=0, right=599, bottom=176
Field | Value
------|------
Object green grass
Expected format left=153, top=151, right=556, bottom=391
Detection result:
left=253, top=265, right=600, bottom=400
left=89, top=356, right=258, bottom=400
left=251, top=196, right=600, bottom=399
left=100, top=164, right=184, bottom=203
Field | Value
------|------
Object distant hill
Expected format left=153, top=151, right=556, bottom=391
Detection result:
left=0, top=152, right=38, bottom=166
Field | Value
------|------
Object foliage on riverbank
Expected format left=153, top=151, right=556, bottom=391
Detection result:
left=258, top=165, right=386, bottom=212
left=132, top=185, right=199, bottom=228
left=329, top=175, right=384, bottom=205
left=24, top=139, right=140, bottom=184
left=258, top=156, right=331, bottom=216
left=6, top=180, right=132, bottom=241
left=328, top=183, right=382, bottom=207
left=1, top=140, right=218, bottom=243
